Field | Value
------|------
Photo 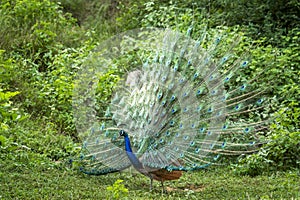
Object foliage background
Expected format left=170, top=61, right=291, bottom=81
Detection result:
left=0, top=0, right=299, bottom=199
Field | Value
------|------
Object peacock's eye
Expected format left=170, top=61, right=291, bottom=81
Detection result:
left=119, top=130, right=124, bottom=136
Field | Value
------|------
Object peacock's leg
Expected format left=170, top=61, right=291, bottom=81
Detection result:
left=161, top=181, right=165, bottom=194
left=149, top=177, right=153, bottom=191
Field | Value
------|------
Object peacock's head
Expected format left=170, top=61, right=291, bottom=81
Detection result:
left=119, top=130, right=128, bottom=137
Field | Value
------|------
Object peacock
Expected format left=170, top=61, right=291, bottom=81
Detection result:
left=72, top=27, right=270, bottom=191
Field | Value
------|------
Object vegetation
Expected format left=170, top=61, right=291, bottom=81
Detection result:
left=1, top=164, right=299, bottom=199
left=0, top=0, right=299, bottom=199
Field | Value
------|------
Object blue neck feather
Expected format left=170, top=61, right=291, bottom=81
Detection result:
left=123, top=134, right=144, bottom=169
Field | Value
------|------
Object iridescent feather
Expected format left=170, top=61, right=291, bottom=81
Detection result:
left=72, top=27, right=270, bottom=190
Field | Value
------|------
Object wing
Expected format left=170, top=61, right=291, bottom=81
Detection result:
left=79, top=126, right=132, bottom=175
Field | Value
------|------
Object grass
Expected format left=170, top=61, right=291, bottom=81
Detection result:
left=0, top=121, right=299, bottom=199
left=1, top=157, right=299, bottom=199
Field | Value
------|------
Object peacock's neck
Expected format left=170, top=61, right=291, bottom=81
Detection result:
left=124, top=135, right=133, bottom=153
left=123, top=133, right=144, bottom=170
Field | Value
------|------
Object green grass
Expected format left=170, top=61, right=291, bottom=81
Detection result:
left=1, top=157, right=299, bottom=199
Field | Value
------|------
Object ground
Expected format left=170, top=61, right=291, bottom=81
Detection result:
left=1, top=159, right=299, bottom=199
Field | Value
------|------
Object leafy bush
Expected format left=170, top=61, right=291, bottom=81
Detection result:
left=0, top=50, right=26, bottom=136
left=16, top=42, right=96, bottom=137
left=115, top=0, right=148, bottom=31
left=0, top=121, right=79, bottom=171
left=106, top=179, right=129, bottom=199
left=235, top=102, right=300, bottom=175
left=116, top=0, right=300, bottom=47
left=0, top=49, right=78, bottom=163
left=0, top=90, right=20, bottom=131
left=0, top=0, right=84, bottom=63
left=0, top=49, right=79, bottom=161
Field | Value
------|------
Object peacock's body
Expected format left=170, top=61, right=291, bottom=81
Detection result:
left=72, top=28, right=270, bottom=190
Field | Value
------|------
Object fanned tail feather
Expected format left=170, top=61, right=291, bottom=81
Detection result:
left=73, top=27, right=271, bottom=175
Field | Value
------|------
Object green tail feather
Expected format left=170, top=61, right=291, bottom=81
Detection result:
left=73, top=27, right=271, bottom=174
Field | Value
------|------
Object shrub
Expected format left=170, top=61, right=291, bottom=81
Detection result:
left=234, top=102, right=300, bottom=175
left=0, top=50, right=26, bottom=134
left=106, top=179, right=129, bottom=199
left=0, top=0, right=84, bottom=64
